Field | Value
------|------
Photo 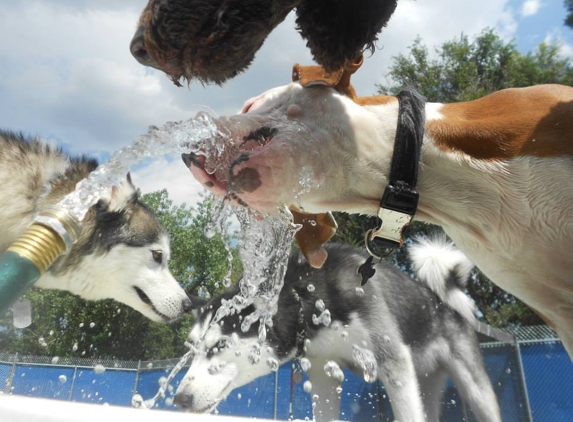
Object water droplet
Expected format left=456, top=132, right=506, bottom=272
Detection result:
left=131, top=394, right=144, bottom=408
left=307, top=284, right=316, bottom=292
left=266, top=357, right=279, bottom=371
left=59, top=375, right=67, bottom=383
left=355, top=287, right=364, bottom=296
left=352, top=345, right=377, bottom=383
left=303, top=381, right=312, bottom=393
left=300, top=358, right=312, bottom=372
left=324, top=361, right=345, bottom=382
left=94, top=364, right=106, bottom=374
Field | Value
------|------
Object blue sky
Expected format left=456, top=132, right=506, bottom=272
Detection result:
left=0, top=0, right=570, bottom=206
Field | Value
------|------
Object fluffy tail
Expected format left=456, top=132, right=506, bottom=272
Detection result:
left=408, top=236, right=477, bottom=324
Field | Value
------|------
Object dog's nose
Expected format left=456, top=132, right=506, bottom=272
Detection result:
left=182, top=297, right=193, bottom=314
left=174, top=393, right=194, bottom=410
left=130, top=25, right=155, bottom=67
left=182, top=153, right=194, bottom=168
left=182, top=152, right=203, bottom=169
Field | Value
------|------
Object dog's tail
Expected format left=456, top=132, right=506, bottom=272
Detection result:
left=409, top=236, right=477, bottom=324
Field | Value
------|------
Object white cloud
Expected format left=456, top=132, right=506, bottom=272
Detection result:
left=543, top=29, right=573, bottom=59
left=521, top=0, right=542, bottom=17
left=130, top=156, right=205, bottom=208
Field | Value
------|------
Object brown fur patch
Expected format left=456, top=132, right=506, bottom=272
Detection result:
left=355, top=95, right=398, bottom=107
left=427, top=85, right=573, bottom=159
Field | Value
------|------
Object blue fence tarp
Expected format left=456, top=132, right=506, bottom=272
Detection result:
left=2, top=341, right=572, bottom=421
left=519, top=342, right=573, bottom=422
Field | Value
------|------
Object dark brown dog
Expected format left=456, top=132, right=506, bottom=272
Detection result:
left=130, top=0, right=397, bottom=85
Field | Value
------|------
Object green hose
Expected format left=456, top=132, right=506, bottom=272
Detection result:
left=0, top=251, right=41, bottom=318
left=0, top=208, right=80, bottom=318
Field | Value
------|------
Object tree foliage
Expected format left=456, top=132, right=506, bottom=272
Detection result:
left=0, top=191, right=240, bottom=360
left=378, top=29, right=573, bottom=101
left=566, top=0, right=573, bottom=29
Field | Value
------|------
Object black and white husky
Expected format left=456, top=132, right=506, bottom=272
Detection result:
left=0, top=130, right=191, bottom=322
left=175, top=240, right=501, bottom=422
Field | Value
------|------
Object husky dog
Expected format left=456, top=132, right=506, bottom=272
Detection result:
left=175, top=240, right=501, bottom=422
left=0, top=130, right=192, bottom=322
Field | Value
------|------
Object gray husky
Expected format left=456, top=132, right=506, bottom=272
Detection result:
left=0, top=130, right=191, bottom=322
left=175, top=239, right=501, bottom=422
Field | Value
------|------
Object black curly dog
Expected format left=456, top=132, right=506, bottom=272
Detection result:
left=130, top=0, right=397, bottom=85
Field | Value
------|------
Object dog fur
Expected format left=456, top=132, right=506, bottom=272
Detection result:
left=130, top=0, right=397, bottom=85
left=174, top=241, right=501, bottom=422
left=0, top=129, right=192, bottom=322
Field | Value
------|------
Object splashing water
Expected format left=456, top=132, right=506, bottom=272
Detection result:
left=210, top=205, right=299, bottom=341
left=324, top=361, right=345, bottom=383
left=58, top=113, right=218, bottom=222
left=352, top=345, right=378, bottom=383
left=132, top=349, right=194, bottom=409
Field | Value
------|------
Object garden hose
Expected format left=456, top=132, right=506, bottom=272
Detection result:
left=0, top=207, right=80, bottom=317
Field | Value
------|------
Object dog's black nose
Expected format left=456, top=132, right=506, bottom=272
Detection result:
left=182, top=153, right=193, bottom=168
left=174, top=393, right=194, bottom=410
left=182, top=297, right=193, bottom=314
left=130, top=25, right=156, bottom=67
left=182, top=152, right=203, bottom=169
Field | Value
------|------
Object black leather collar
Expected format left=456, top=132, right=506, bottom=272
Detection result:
left=365, top=88, right=426, bottom=258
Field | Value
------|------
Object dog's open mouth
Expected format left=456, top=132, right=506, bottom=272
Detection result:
left=133, top=286, right=170, bottom=322
left=182, top=125, right=277, bottom=206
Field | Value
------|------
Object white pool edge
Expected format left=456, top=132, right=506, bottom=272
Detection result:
left=0, top=394, right=272, bottom=422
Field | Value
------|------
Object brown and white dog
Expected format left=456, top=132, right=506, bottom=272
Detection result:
left=183, top=61, right=573, bottom=360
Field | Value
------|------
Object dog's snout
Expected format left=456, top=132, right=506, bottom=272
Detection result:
left=130, top=25, right=154, bottom=66
left=174, top=392, right=194, bottom=410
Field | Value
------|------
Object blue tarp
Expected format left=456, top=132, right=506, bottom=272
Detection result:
left=3, top=341, right=572, bottom=421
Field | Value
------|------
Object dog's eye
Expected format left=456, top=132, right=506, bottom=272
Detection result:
left=207, top=339, right=227, bottom=358
left=151, top=250, right=163, bottom=264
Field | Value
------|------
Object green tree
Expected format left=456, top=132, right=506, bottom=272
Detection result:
left=337, top=29, right=573, bottom=330
left=0, top=191, right=240, bottom=360
left=378, top=29, right=573, bottom=101
left=566, top=0, right=573, bottom=29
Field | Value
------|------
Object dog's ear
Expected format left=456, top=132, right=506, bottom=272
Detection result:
left=291, top=209, right=337, bottom=269
left=96, top=173, right=138, bottom=213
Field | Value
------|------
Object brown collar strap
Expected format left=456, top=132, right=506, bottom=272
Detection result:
left=292, top=54, right=363, bottom=99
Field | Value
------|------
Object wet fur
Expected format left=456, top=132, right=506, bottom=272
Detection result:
left=131, top=0, right=397, bottom=84
left=176, top=242, right=501, bottom=422
left=0, top=130, right=191, bottom=322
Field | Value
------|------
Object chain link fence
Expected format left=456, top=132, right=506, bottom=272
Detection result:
left=2, top=332, right=572, bottom=421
